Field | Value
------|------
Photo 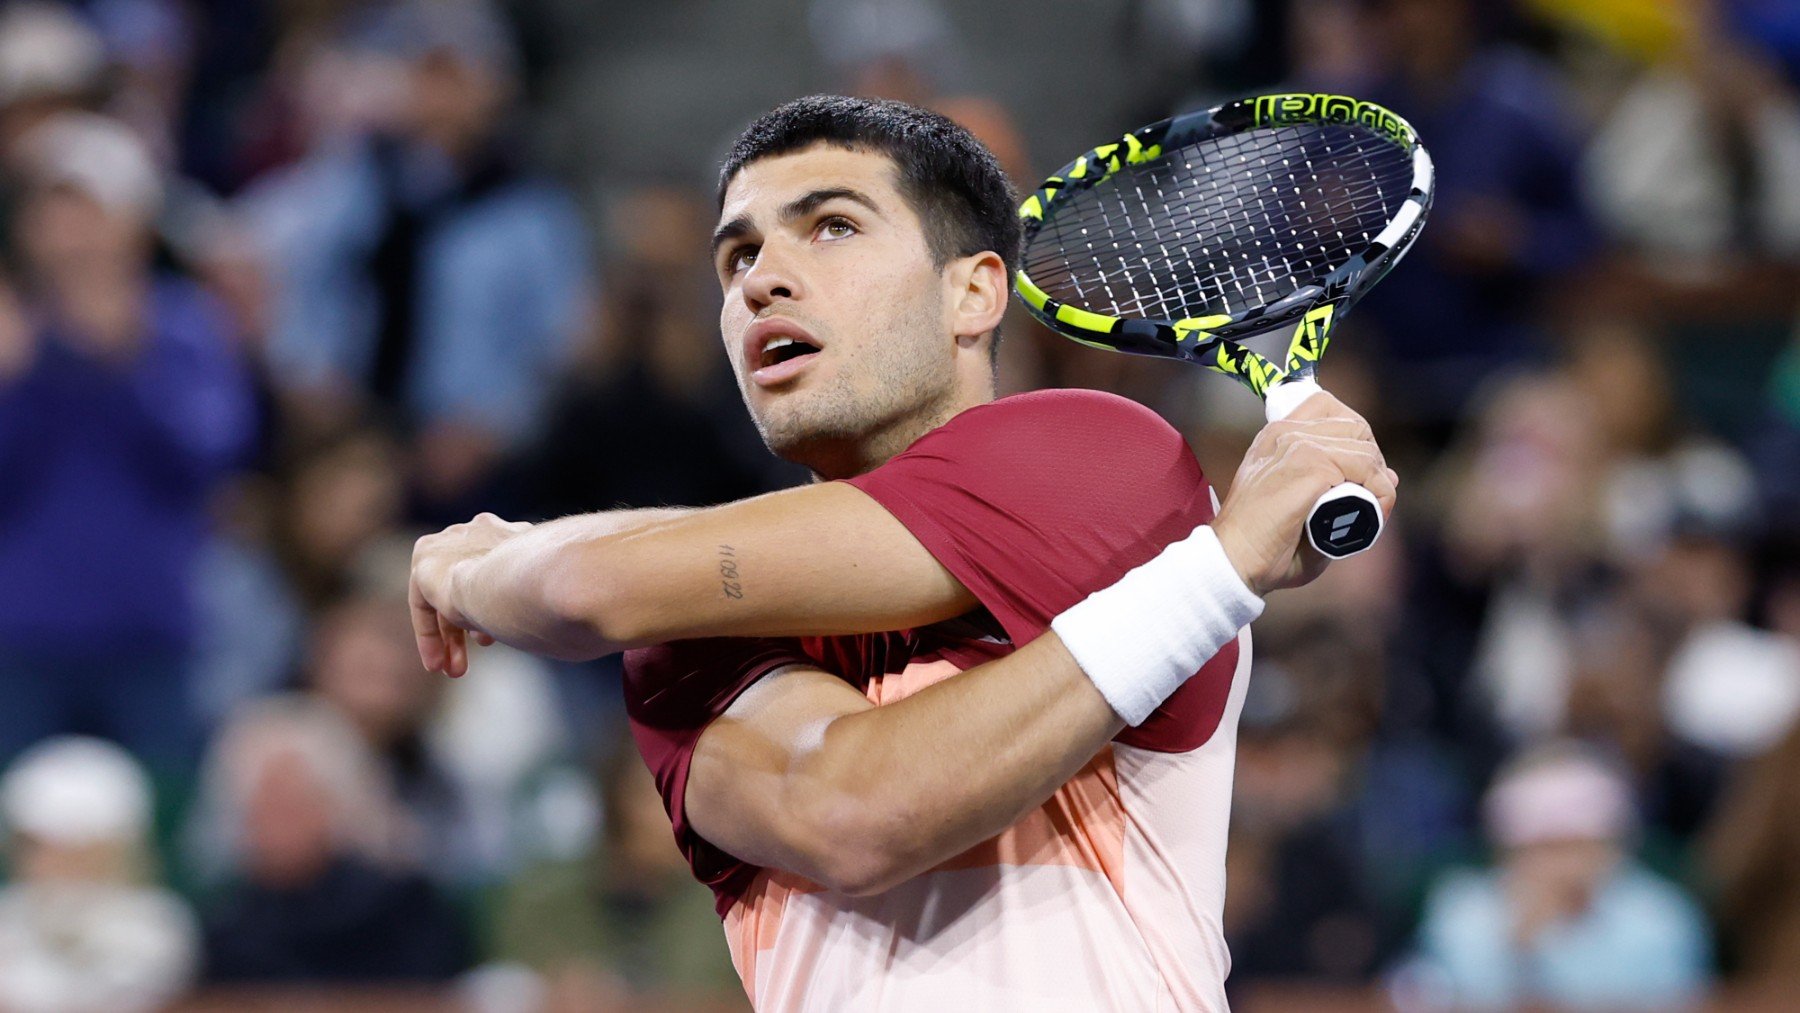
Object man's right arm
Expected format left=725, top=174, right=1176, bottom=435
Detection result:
left=684, top=630, right=1125, bottom=896
left=681, top=398, right=1397, bottom=896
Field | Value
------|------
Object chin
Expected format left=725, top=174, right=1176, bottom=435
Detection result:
left=753, top=392, right=861, bottom=465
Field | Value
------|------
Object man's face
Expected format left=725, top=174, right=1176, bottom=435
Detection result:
left=406, top=50, right=504, bottom=155
left=1503, top=836, right=1621, bottom=915
left=713, top=144, right=960, bottom=473
left=16, top=184, right=147, bottom=278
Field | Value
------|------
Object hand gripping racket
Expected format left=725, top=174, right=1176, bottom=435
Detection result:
left=1014, top=93, right=1433, bottom=558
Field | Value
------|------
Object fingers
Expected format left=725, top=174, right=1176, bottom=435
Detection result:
left=1287, top=434, right=1394, bottom=504
left=410, top=513, right=523, bottom=675
left=439, top=611, right=468, bottom=678
left=1269, top=411, right=1374, bottom=446
left=1262, top=415, right=1399, bottom=528
left=410, top=576, right=449, bottom=674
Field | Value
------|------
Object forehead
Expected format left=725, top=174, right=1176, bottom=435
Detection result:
left=718, top=143, right=907, bottom=223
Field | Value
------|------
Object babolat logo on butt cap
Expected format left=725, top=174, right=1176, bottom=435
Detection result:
left=1253, top=94, right=1412, bottom=146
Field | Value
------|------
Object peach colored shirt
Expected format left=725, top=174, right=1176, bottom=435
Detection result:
left=723, top=637, right=1251, bottom=1012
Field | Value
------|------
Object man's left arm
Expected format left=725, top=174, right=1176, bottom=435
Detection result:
left=411, top=483, right=978, bottom=675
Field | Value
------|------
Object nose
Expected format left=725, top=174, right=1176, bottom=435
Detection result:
left=740, top=239, right=802, bottom=313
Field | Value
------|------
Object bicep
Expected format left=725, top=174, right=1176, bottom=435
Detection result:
left=684, top=665, right=873, bottom=877
left=591, top=481, right=978, bottom=645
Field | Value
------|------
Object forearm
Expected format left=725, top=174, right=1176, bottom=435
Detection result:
left=439, top=483, right=975, bottom=665
left=793, top=632, right=1123, bottom=892
left=763, top=525, right=1263, bottom=893
left=447, top=507, right=696, bottom=658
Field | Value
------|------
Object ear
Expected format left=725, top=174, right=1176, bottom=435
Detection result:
left=946, top=251, right=1008, bottom=349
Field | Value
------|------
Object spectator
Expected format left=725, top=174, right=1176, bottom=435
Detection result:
left=492, top=741, right=739, bottom=1002
left=1644, top=527, right=1800, bottom=762
left=0, top=737, right=199, bottom=1012
left=1224, top=692, right=1391, bottom=990
left=1350, top=0, right=1593, bottom=429
left=1581, top=4, right=1800, bottom=260
left=513, top=186, right=794, bottom=520
left=0, top=112, right=254, bottom=773
left=189, top=695, right=471, bottom=984
left=1444, top=370, right=1610, bottom=741
left=304, top=582, right=573, bottom=889
left=1561, top=598, right=1725, bottom=843
left=1398, top=741, right=1711, bottom=1010
left=242, top=0, right=591, bottom=521
left=189, top=473, right=306, bottom=730
left=271, top=424, right=407, bottom=611
left=306, top=589, right=462, bottom=862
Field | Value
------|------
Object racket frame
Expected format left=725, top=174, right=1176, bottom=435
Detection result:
left=1013, top=92, right=1435, bottom=398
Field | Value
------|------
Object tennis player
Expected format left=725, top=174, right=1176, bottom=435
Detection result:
left=409, top=96, right=1395, bottom=1011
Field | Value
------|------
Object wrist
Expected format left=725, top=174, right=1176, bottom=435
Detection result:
left=442, top=556, right=483, bottom=629
left=1208, top=517, right=1261, bottom=596
left=1051, top=524, right=1264, bottom=725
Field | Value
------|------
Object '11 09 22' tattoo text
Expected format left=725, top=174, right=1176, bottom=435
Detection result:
left=718, top=545, right=743, bottom=599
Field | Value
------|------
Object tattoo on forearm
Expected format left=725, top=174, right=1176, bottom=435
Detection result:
left=718, top=545, right=744, bottom=600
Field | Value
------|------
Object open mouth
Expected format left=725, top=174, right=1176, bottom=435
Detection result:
left=760, top=336, right=822, bottom=370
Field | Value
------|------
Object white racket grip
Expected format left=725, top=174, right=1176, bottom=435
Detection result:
left=1262, top=376, right=1325, bottom=423
left=1262, top=378, right=1384, bottom=559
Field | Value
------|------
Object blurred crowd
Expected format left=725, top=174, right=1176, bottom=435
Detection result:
left=0, top=0, right=1796, bottom=1010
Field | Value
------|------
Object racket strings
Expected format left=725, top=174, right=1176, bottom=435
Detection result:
left=1024, top=124, right=1413, bottom=323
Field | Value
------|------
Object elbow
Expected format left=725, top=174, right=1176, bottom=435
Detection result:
left=790, top=793, right=919, bottom=897
left=818, top=853, right=909, bottom=899
left=539, top=552, right=651, bottom=653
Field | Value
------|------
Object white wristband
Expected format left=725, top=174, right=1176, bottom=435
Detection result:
left=1050, top=525, right=1264, bottom=725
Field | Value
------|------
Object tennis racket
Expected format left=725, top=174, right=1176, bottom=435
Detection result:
left=1014, top=92, right=1433, bottom=558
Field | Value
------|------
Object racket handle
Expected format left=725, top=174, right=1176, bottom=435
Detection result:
left=1263, top=378, right=1384, bottom=559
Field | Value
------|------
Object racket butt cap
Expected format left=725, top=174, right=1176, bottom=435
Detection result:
left=1307, top=483, right=1383, bottom=558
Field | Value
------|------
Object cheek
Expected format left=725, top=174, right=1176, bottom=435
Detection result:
left=719, top=303, right=748, bottom=365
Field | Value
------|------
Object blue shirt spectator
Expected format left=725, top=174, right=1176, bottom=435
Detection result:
left=0, top=113, right=255, bottom=770
left=241, top=1, right=590, bottom=524
left=245, top=136, right=590, bottom=445
left=1396, top=741, right=1713, bottom=1010
left=0, top=279, right=252, bottom=654
left=1406, top=862, right=1711, bottom=1009
left=0, top=276, right=254, bottom=770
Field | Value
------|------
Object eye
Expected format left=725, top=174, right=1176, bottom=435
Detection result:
left=817, top=216, right=857, bottom=240
left=725, top=245, right=759, bottom=273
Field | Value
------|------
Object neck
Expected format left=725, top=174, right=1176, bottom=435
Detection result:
left=807, top=371, right=995, bottom=480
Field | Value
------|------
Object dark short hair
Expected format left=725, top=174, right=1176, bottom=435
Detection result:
left=718, top=95, right=1021, bottom=281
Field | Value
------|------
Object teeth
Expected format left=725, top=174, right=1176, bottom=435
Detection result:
left=764, top=336, right=796, bottom=355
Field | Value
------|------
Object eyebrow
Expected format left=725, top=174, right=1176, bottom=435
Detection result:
left=711, top=186, right=884, bottom=253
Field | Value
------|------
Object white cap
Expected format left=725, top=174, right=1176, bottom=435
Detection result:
left=1, top=736, right=154, bottom=845
left=1484, top=743, right=1635, bottom=848
left=0, top=2, right=105, bottom=107
left=20, top=111, right=163, bottom=219
left=1663, top=621, right=1800, bottom=757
